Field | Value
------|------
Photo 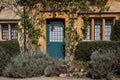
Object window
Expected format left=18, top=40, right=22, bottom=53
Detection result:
left=105, top=20, right=112, bottom=40
left=85, top=21, right=91, bottom=40
left=49, top=21, right=64, bottom=42
left=83, top=18, right=113, bottom=41
left=94, top=19, right=102, bottom=40
left=11, top=24, right=18, bottom=40
left=1, top=23, right=18, bottom=40
left=2, top=24, right=8, bottom=40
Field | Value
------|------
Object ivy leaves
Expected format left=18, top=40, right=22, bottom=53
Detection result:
left=65, top=18, right=79, bottom=60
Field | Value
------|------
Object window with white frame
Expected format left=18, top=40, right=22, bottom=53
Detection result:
left=94, top=19, right=102, bottom=40
left=105, top=20, right=112, bottom=40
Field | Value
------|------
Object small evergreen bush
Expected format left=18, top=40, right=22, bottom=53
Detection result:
left=3, top=48, right=68, bottom=78
left=0, top=40, right=20, bottom=56
left=0, top=40, right=20, bottom=75
left=3, top=48, right=52, bottom=78
left=114, top=19, right=120, bottom=40
left=44, top=59, right=68, bottom=77
left=0, top=47, right=7, bottom=75
left=88, top=48, right=120, bottom=79
left=75, top=41, right=120, bottom=61
left=72, top=61, right=90, bottom=78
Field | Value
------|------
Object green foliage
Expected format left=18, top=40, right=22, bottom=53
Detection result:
left=114, top=19, right=120, bottom=40
left=0, top=40, right=20, bottom=75
left=3, top=48, right=68, bottom=78
left=75, top=41, right=120, bottom=61
left=65, top=18, right=79, bottom=60
left=24, top=14, right=42, bottom=44
left=0, top=47, right=7, bottom=75
left=42, top=0, right=88, bottom=12
left=89, top=0, right=108, bottom=7
left=0, top=40, right=20, bottom=56
left=75, top=61, right=89, bottom=67
left=89, top=48, right=120, bottom=79
left=68, top=60, right=89, bottom=78
left=15, top=0, right=109, bottom=53
left=20, top=6, right=43, bottom=45
left=44, top=59, right=68, bottom=77
left=73, top=73, right=86, bottom=78
left=18, top=0, right=39, bottom=7
left=3, top=48, right=52, bottom=78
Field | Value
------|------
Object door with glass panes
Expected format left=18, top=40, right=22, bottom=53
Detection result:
left=46, top=19, right=65, bottom=59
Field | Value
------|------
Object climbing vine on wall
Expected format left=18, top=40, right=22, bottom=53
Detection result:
left=17, top=0, right=108, bottom=55
left=21, top=13, right=42, bottom=44
left=65, top=16, right=79, bottom=61
left=1, top=0, right=109, bottom=54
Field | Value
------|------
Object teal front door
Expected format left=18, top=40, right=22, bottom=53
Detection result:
left=46, top=19, right=65, bottom=59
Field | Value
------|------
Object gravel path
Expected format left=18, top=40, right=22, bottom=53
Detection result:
left=0, top=76, right=120, bottom=80
left=0, top=76, right=92, bottom=80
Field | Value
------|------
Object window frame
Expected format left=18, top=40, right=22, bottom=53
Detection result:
left=94, top=19, right=102, bottom=41
left=2, top=24, right=9, bottom=40
left=10, top=24, right=18, bottom=40
left=0, top=23, right=18, bottom=41
left=105, top=19, right=113, bottom=41
left=84, top=20, right=91, bottom=40
left=83, top=18, right=113, bottom=41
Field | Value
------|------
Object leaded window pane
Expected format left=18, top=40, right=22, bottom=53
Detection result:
left=11, top=24, right=18, bottom=40
left=94, top=20, right=102, bottom=40
left=85, top=21, right=91, bottom=40
left=49, top=21, right=64, bottom=42
left=2, top=24, right=8, bottom=40
left=105, top=20, right=112, bottom=40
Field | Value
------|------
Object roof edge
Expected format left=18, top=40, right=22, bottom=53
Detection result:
left=78, top=12, right=120, bottom=15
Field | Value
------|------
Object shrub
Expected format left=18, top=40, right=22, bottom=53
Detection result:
left=75, top=61, right=90, bottom=67
left=88, top=48, right=120, bottom=79
left=70, top=61, right=89, bottom=78
left=0, top=47, right=7, bottom=75
left=75, top=41, right=120, bottom=61
left=3, top=48, right=68, bottom=78
left=3, top=48, right=52, bottom=78
left=114, top=19, right=120, bottom=40
left=0, top=40, right=20, bottom=56
left=0, top=40, right=20, bottom=75
left=44, top=59, right=68, bottom=77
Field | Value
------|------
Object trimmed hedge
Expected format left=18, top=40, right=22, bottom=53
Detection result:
left=0, top=40, right=20, bottom=56
left=114, top=19, right=120, bottom=40
left=0, top=40, right=20, bottom=75
left=75, top=41, right=120, bottom=61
